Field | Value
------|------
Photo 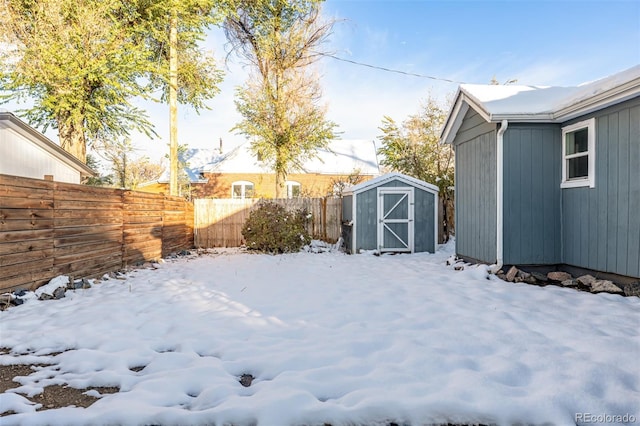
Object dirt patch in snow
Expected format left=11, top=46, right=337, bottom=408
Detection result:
left=0, top=364, right=36, bottom=394
left=28, top=383, right=119, bottom=411
left=0, top=360, right=119, bottom=416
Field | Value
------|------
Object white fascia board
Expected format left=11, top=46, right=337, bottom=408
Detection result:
left=441, top=100, right=469, bottom=145
left=461, top=93, right=492, bottom=123
left=441, top=91, right=497, bottom=145
left=489, top=113, right=556, bottom=122
left=440, top=88, right=464, bottom=144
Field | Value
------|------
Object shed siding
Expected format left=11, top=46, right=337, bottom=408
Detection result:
left=503, top=124, right=562, bottom=265
left=351, top=178, right=437, bottom=253
left=355, top=187, right=378, bottom=251
left=414, top=188, right=436, bottom=253
left=0, top=127, right=80, bottom=183
left=453, top=126, right=497, bottom=264
left=378, top=179, right=410, bottom=188
left=561, top=98, right=640, bottom=278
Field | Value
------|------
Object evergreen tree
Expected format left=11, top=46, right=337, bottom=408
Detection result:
left=377, top=96, right=455, bottom=240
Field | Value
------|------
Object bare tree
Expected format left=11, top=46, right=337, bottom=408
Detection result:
left=224, top=0, right=338, bottom=198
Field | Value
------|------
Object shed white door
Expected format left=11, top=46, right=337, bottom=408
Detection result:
left=377, top=187, right=414, bottom=253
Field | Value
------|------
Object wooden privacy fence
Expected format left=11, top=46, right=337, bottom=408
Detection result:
left=194, top=198, right=342, bottom=248
left=0, top=174, right=194, bottom=293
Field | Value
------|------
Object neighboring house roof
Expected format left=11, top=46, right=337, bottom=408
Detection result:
left=441, top=65, right=640, bottom=144
left=0, top=111, right=96, bottom=178
left=150, top=139, right=380, bottom=184
left=344, top=172, right=439, bottom=196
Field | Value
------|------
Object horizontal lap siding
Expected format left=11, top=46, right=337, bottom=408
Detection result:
left=503, top=125, right=561, bottom=265
left=53, top=182, right=124, bottom=279
left=561, top=98, right=640, bottom=278
left=0, top=129, right=81, bottom=183
left=0, top=175, right=194, bottom=293
left=0, top=176, right=55, bottom=290
left=453, top=109, right=497, bottom=263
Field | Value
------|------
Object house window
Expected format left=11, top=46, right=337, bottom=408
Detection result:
left=561, top=118, right=595, bottom=188
left=231, top=181, right=255, bottom=199
left=286, top=181, right=301, bottom=198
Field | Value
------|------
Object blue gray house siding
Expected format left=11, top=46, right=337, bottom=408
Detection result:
left=452, top=109, right=497, bottom=263
left=561, top=98, right=640, bottom=278
left=503, top=124, right=562, bottom=265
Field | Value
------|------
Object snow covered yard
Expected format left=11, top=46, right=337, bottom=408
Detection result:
left=1, top=242, right=639, bottom=426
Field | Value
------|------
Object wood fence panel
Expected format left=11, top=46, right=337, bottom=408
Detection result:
left=123, top=191, right=163, bottom=266
left=162, top=195, right=193, bottom=257
left=325, top=197, right=342, bottom=242
left=194, top=197, right=342, bottom=248
left=0, top=175, right=55, bottom=291
left=0, top=174, right=194, bottom=294
left=194, top=199, right=255, bottom=248
left=52, top=182, right=124, bottom=280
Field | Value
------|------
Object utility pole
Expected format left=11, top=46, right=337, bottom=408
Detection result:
left=169, top=7, right=178, bottom=196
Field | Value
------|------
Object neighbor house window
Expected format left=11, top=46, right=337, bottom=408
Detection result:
left=561, top=118, right=595, bottom=188
left=231, top=181, right=255, bottom=199
left=285, top=181, right=301, bottom=198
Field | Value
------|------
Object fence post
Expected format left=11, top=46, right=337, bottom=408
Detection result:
left=322, top=197, right=327, bottom=241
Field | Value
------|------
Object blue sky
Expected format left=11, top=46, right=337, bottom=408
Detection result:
left=5, top=0, right=640, bottom=163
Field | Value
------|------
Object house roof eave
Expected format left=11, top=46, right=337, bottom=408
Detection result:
left=0, top=112, right=96, bottom=177
left=553, top=77, right=640, bottom=122
left=441, top=90, right=495, bottom=145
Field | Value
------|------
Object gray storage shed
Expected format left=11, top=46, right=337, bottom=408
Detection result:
left=342, top=173, right=439, bottom=254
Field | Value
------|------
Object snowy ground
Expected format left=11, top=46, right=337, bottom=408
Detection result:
left=1, top=241, right=639, bottom=426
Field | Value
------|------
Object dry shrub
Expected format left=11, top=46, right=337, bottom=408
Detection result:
left=242, top=202, right=311, bottom=253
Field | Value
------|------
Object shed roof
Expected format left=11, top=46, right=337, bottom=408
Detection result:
left=441, top=65, right=640, bottom=144
left=0, top=111, right=96, bottom=177
left=344, top=172, right=439, bottom=196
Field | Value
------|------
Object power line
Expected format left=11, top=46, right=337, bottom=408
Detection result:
left=317, top=52, right=464, bottom=84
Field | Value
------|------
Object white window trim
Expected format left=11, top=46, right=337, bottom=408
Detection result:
left=231, top=180, right=254, bottom=199
left=285, top=180, right=301, bottom=198
left=561, top=118, right=595, bottom=189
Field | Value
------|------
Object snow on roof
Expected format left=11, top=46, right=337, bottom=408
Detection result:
left=298, top=140, right=380, bottom=175
left=466, top=64, right=640, bottom=118
left=204, top=139, right=380, bottom=175
left=152, top=140, right=379, bottom=183
left=459, top=84, right=576, bottom=116
left=203, top=143, right=269, bottom=174
left=441, top=65, right=640, bottom=144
